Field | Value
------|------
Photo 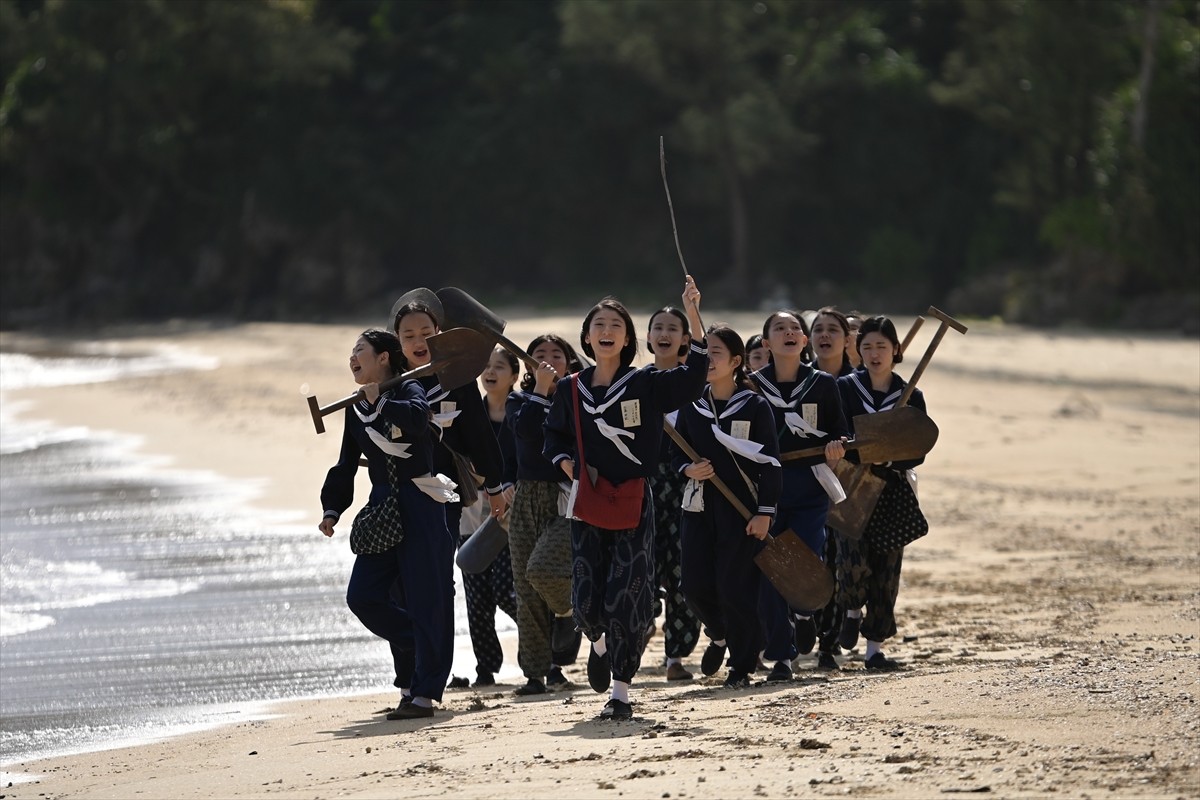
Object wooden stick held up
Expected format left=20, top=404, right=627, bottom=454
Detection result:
left=659, top=136, right=690, bottom=282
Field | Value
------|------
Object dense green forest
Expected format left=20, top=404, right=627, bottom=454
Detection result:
left=1, top=0, right=1196, bottom=330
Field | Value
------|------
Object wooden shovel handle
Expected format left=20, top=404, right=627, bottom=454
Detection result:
left=663, top=420, right=753, bottom=520
left=779, top=440, right=856, bottom=463
left=900, top=316, right=924, bottom=354
left=306, top=362, right=435, bottom=434
left=897, top=306, right=968, bottom=408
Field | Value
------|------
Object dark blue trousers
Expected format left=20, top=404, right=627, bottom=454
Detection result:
left=758, top=467, right=831, bottom=662
left=679, top=488, right=765, bottom=675
left=346, top=480, right=456, bottom=702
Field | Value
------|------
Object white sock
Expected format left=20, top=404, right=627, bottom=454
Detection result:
left=713, top=639, right=727, bottom=648
left=401, top=688, right=412, bottom=698
left=847, top=608, right=863, bottom=619
left=865, top=640, right=882, bottom=659
left=666, top=657, right=681, bottom=667
left=412, top=696, right=432, bottom=709
left=611, top=680, right=630, bottom=704
left=794, top=614, right=812, bottom=621
left=592, top=635, right=607, bottom=657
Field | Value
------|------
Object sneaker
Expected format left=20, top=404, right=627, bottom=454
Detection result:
left=551, top=615, right=578, bottom=654
left=473, top=671, right=495, bottom=688
left=447, top=676, right=469, bottom=689
left=598, top=698, right=633, bottom=720
left=587, top=643, right=611, bottom=693
left=723, top=670, right=751, bottom=689
left=839, top=614, right=862, bottom=651
left=794, top=616, right=817, bottom=655
left=514, top=678, right=547, bottom=696
left=546, top=666, right=571, bottom=689
left=765, top=661, right=792, bottom=682
left=817, top=651, right=840, bottom=671
left=387, top=701, right=433, bottom=720
left=700, top=642, right=727, bottom=677
left=383, top=695, right=413, bottom=715
left=665, top=662, right=694, bottom=682
left=864, top=652, right=901, bottom=671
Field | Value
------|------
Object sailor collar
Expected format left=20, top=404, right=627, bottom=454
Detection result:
left=846, top=369, right=904, bottom=413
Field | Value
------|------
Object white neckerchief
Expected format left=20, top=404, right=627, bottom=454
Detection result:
left=579, top=372, right=642, bottom=466
left=847, top=371, right=902, bottom=413
left=355, top=394, right=412, bottom=458
left=753, top=370, right=844, bottom=503
left=692, top=391, right=779, bottom=467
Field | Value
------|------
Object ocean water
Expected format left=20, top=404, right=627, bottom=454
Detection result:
left=0, top=345, right=513, bottom=777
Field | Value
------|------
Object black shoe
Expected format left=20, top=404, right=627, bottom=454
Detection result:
left=700, top=641, right=727, bottom=677
left=665, top=662, right=694, bottom=681
left=817, top=651, right=840, bottom=671
left=723, top=670, right=751, bottom=689
left=514, top=678, right=547, bottom=696
left=382, top=694, right=413, bottom=715
left=765, top=661, right=792, bottom=682
left=839, top=615, right=862, bottom=651
left=598, top=698, right=632, bottom=720
left=447, top=675, right=469, bottom=689
left=794, top=616, right=817, bottom=655
left=546, top=666, right=571, bottom=690
left=551, top=615, right=578, bottom=654
left=387, top=701, right=433, bottom=719
left=864, top=652, right=901, bottom=671
left=587, top=643, right=611, bottom=693
left=473, top=672, right=495, bottom=688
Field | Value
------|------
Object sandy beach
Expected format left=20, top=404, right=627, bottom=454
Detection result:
left=1, top=310, right=1197, bottom=799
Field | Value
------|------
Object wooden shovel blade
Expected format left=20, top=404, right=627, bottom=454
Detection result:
left=826, top=460, right=887, bottom=540
left=426, top=327, right=495, bottom=391
left=849, top=405, right=939, bottom=463
left=436, top=287, right=508, bottom=338
left=753, top=529, right=834, bottom=611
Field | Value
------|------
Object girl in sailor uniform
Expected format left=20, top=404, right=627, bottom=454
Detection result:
left=672, top=324, right=781, bottom=688
left=447, top=346, right=521, bottom=689
left=646, top=306, right=702, bottom=681
left=505, top=333, right=585, bottom=696
left=543, top=277, right=706, bottom=720
left=318, top=329, right=454, bottom=720
left=750, top=310, right=848, bottom=682
left=834, top=316, right=927, bottom=671
left=808, top=306, right=857, bottom=670
left=392, top=303, right=510, bottom=686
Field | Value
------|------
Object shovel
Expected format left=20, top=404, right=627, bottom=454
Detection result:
left=389, top=287, right=444, bottom=331
left=436, top=286, right=539, bottom=371
left=305, top=327, right=493, bottom=434
left=663, top=421, right=833, bottom=611
left=779, top=405, right=939, bottom=464
left=825, top=306, right=967, bottom=538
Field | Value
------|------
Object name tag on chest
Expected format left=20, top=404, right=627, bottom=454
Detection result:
left=391, top=425, right=404, bottom=441
left=730, top=420, right=751, bottom=440
left=440, top=401, right=457, bottom=415
left=620, top=399, right=642, bottom=428
left=801, top=403, right=818, bottom=429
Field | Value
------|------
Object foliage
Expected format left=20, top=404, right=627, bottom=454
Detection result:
left=0, top=0, right=1196, bottom=330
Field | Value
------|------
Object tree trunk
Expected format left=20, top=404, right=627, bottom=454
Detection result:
left=1132, top=0, right=1162, bottom=151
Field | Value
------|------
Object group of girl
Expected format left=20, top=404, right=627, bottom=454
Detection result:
left=318, top=277, right=928, bottom=722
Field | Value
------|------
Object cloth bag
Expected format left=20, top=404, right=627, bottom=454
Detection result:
left=455, top=513, right=509, bottom=574
left=349, top=456, right=407, bottom=554
left=569, top=376, right=644, bottom=530
left=863, top=469, right=928, bottom=552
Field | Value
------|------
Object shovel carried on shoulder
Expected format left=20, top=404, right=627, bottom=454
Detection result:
left=304, top=327, right=494, bottom=434
left=436, top=286, right=541, bottom=371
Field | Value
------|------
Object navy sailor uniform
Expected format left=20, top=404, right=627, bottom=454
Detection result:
left=833, top=368, right=927, bottom=644
left=542, top=339, right=708, bottom=685
left=750, top=362, right=849, bottom=662
left=672, top=388, right=782, bottom=676
left=319, top=379, right=457, bottom=703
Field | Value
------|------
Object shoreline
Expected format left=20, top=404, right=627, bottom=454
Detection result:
left=0, top=319, right=1197, bottom=799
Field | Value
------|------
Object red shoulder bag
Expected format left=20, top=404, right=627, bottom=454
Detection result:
left=570, top=375, right=645, bottom=531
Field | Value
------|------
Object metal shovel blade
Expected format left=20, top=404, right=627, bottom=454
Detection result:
left=849, top=405, right=939, bottom=464
left=389, top=287, right=444, bottom=330
left=754, top=529, right=834, bottom=611
left=437, top=286, right=508, bottom=338
left=425, top=327, right=495, bottom=391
